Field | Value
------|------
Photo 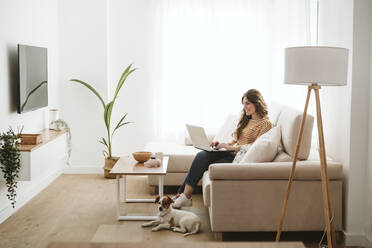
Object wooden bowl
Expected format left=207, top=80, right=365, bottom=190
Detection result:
left=132, top=151, right=152, bottom=163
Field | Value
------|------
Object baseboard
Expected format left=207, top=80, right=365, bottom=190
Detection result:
left=63, top=166, right=102, bottom=174
left=0, top=168, right=62, bottom=224
left=344, top=231, right=372, bottom=247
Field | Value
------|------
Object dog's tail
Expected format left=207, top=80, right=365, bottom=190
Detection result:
left=184, top=222, right=200, bottom=237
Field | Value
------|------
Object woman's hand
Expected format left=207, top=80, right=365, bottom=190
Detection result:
left=210, top=141, right=219, bottom=148
left=216, top=143, right=241, bottom=151
left=212, top=141, right=238, bottom=151
left=216, top=142, right=233, bottom=151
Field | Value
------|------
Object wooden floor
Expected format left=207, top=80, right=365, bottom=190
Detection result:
left=47, top=241, right=306, bottom=248
left=0, top=174, right=361, bottom=248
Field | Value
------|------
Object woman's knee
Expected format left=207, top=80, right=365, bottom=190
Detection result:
left=194, top=151, right=210, bottom=161
left=191, top=151, right=211, bottom=167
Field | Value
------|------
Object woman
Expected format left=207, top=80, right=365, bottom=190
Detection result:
left=173, top=89, right=272, bottom=209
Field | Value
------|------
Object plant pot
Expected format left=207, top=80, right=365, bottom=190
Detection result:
left=104, top=157, right=119, bottom=179
left=49, top=109, right=60, bottom=130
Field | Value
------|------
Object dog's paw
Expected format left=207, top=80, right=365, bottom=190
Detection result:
left=151, top=227, right=159, bottom=232
left=141, top=223, right=147, bottom=228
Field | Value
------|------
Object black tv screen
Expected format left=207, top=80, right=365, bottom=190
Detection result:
left=18, top=44, right=48, bottom=114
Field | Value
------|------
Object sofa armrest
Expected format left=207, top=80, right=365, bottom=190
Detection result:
left=208, top=161, right=342, bottom=180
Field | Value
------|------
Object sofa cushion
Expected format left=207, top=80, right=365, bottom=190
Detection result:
left=202, top=171, right=211, bottom=207
left=240, top=125, right=282, bottom=163
left=273, top=151, right=293, bottom=162
left=267, top=101, right=284, bottom=125
left=213, top=114, right=239, bottom=143
left=208, top=161, right=343, bottom=180
left=272, top=148, right=333, bottom=163
left=144, top=142, right=198, bottom=172
left=277, top=106, right=314, bottom=160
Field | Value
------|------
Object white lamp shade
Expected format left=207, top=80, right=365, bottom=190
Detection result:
left=284, top=46, right=349, bottom=86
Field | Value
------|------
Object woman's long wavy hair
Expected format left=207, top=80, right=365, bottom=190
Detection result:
left=234, top=89, right=268, bottom=140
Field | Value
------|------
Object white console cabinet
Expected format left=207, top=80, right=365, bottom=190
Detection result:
left=0, top=129, right=67, bottom=181
left=0, top=129, right=67, bottom=223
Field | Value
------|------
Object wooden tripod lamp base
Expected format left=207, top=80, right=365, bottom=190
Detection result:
left=276, top=46, right=349, bottom=248
left=275, top=85, right=336, bottom=248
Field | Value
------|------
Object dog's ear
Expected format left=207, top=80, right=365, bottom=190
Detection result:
left=155, top=196, right=160, bottom=203
left=162, top=196, right=173, bottom=209
left=166, top=195, right=174, bottom=204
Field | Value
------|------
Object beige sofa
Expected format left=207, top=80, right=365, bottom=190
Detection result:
left=144, top=104, right=343, bottom=237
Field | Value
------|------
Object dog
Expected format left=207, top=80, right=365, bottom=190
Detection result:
left=141, top=195, right=201, bottom=236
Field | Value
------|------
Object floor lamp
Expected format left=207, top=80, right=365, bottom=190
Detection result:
left=275, top=46, right=349, bottom=248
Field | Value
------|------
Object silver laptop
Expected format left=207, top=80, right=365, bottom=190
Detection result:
left=186, top=124, right=227, bottom=152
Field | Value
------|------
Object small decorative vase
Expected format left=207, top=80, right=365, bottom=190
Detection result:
left=154, top=152, right=164, bottom=162
left=49, top=109, right=60, bottom=130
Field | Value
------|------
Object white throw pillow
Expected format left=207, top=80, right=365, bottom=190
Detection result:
left=232, top=144, right=251, bottom=163
left=239, top=125, right=282, bottom=163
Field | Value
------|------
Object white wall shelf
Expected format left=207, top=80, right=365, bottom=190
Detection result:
left=0, top=129, right=67, bottom=181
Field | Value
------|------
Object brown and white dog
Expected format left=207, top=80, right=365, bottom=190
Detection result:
left=141, top=195, right=201, bottom=236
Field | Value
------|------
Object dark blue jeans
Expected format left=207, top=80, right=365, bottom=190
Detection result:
left=177, top=150, right=235, bottom=194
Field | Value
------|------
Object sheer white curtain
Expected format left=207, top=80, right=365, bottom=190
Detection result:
left=150, top=0, right=313, bottom=142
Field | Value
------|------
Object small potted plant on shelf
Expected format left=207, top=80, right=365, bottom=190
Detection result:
left=0, top=126, right=23, bottom=208
left=70, top=64, right=135, bottom=178
left=50, top=119, right=72, bottom=166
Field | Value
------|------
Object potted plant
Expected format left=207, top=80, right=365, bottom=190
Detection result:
left=0, top=127, right=23, bottom=207
left=50, top=119, right=72, bottom=166
left=71, top=64, right=135, bottom=178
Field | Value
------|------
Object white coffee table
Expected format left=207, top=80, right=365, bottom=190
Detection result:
left=109, top=155, right=168, bottom=221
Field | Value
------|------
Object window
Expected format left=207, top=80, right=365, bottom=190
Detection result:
left=150, top=0, right=316, bottom=141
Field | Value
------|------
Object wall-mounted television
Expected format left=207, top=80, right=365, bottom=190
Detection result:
left=17, top=44, right=48, bottom=114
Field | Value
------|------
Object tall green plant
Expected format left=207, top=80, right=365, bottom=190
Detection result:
left=70, top=64, right=135, bottom=159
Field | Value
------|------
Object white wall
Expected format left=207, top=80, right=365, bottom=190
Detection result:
left=108, top=0, right=157, bottom=157
left=59, top=0, right=158, bottom=169
left=320, top=0, right=372, bottom=246
left=348, top=0, right=371, bottom=244
left=367, top=0, right=372, bottom=244
left=0, top=0, right=60, bottom=132
left=318, top=2, right=353, bottom=238
left=58, top=0, right=109, bottom=168
left=0, top=0, right=60, bottom=222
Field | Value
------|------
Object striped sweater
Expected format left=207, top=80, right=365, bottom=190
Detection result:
left=230, top=117, right=272, bottom=146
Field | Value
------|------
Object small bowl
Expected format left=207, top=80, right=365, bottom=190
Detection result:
left=132, top=151, right=152, bottom=163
